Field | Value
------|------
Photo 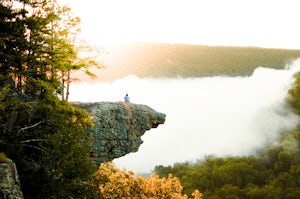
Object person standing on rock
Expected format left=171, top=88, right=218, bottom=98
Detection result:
left=124, top=94, right=130, bottom=103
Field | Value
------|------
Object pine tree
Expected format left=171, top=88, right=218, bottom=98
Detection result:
left=0, top=0, right=102, bottom=198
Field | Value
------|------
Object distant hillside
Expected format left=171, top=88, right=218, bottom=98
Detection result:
left=94, top=43, right=300, bottom=81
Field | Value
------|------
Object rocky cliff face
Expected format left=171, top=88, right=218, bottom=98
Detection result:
left=0, top=159, right=24, bottom=199
left=75, top=102, right=166, bottom=164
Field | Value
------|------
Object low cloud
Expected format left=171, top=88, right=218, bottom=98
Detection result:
left=69, top=60, right=300, bottom=173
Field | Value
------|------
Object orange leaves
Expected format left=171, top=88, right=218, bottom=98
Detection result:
left=95, top=162, right=202, bottom=199
left=142, top=173, right=187, bottom=199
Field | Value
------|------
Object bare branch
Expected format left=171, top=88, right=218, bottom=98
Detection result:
left=17, top=121, right=43, bottom=134
left=20, top=139, right=48, bottom=144
left=22, top=144, right=47, bottom=153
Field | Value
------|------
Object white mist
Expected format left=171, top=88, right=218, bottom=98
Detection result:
left=69, top=61, right=300, bottom=173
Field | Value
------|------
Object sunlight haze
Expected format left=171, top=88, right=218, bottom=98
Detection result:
left=58, top=0, right=300, bottom=173
left=59, top=0, right=300, bottom=49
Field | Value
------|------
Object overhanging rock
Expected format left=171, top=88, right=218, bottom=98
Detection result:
left=75, top=102, right=166, bottom=164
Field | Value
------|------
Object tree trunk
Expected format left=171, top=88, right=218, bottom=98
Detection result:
left=66, top=70, right=70, bottom=101
left=61, top=71, right=65, bottom=100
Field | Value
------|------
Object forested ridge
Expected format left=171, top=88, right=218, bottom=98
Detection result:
left=154, top=71, right=300, bottom=198
left=99, top=43, right=300, bottom=81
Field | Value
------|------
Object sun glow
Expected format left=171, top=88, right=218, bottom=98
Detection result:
left=59, top=0, right=300, bottom=49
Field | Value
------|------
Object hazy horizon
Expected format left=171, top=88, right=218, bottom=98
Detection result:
left=59, top=0, right=300, bottom=49
left=69, top=59, right=300, bottom=173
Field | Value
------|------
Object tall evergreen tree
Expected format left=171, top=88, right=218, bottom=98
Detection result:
left=0, top=0, right=102, bottom=198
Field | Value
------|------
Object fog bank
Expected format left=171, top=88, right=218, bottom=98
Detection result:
left=69, top=61, right=300, bottom=173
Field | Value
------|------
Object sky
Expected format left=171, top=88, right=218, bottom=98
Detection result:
left=59, top=0, right=300, bottom=49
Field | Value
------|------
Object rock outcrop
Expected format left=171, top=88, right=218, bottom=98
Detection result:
left=0, top=159, right=24, bottom=199
left=75, top=102, right=166, bottom=164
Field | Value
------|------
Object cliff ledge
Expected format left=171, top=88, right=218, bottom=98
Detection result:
left=75, top=102, right=166, bottom=164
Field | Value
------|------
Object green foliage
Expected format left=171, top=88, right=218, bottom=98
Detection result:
left=155, top=130, right=300, bottom=199
left=0, top=85, right=99, bottom=198
left=0, top=0, right=102, bottom=100
left=0, top=0, right=102, bottom=198
left=0, top=152, right=7, bottom=163
left=288, top=71, right=300, bottom=116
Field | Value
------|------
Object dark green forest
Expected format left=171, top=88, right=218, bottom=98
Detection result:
left=154, top=71, right=300, bottom=198
left=99, top=43, right=300, bottom=81
left=0, top=1, right=101, bottom=198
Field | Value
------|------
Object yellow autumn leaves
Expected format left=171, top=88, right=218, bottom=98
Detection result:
left=94, top=162, right=202, bottom=199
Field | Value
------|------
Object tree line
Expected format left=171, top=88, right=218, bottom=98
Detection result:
left=98, top=43, right=300, bottom=81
